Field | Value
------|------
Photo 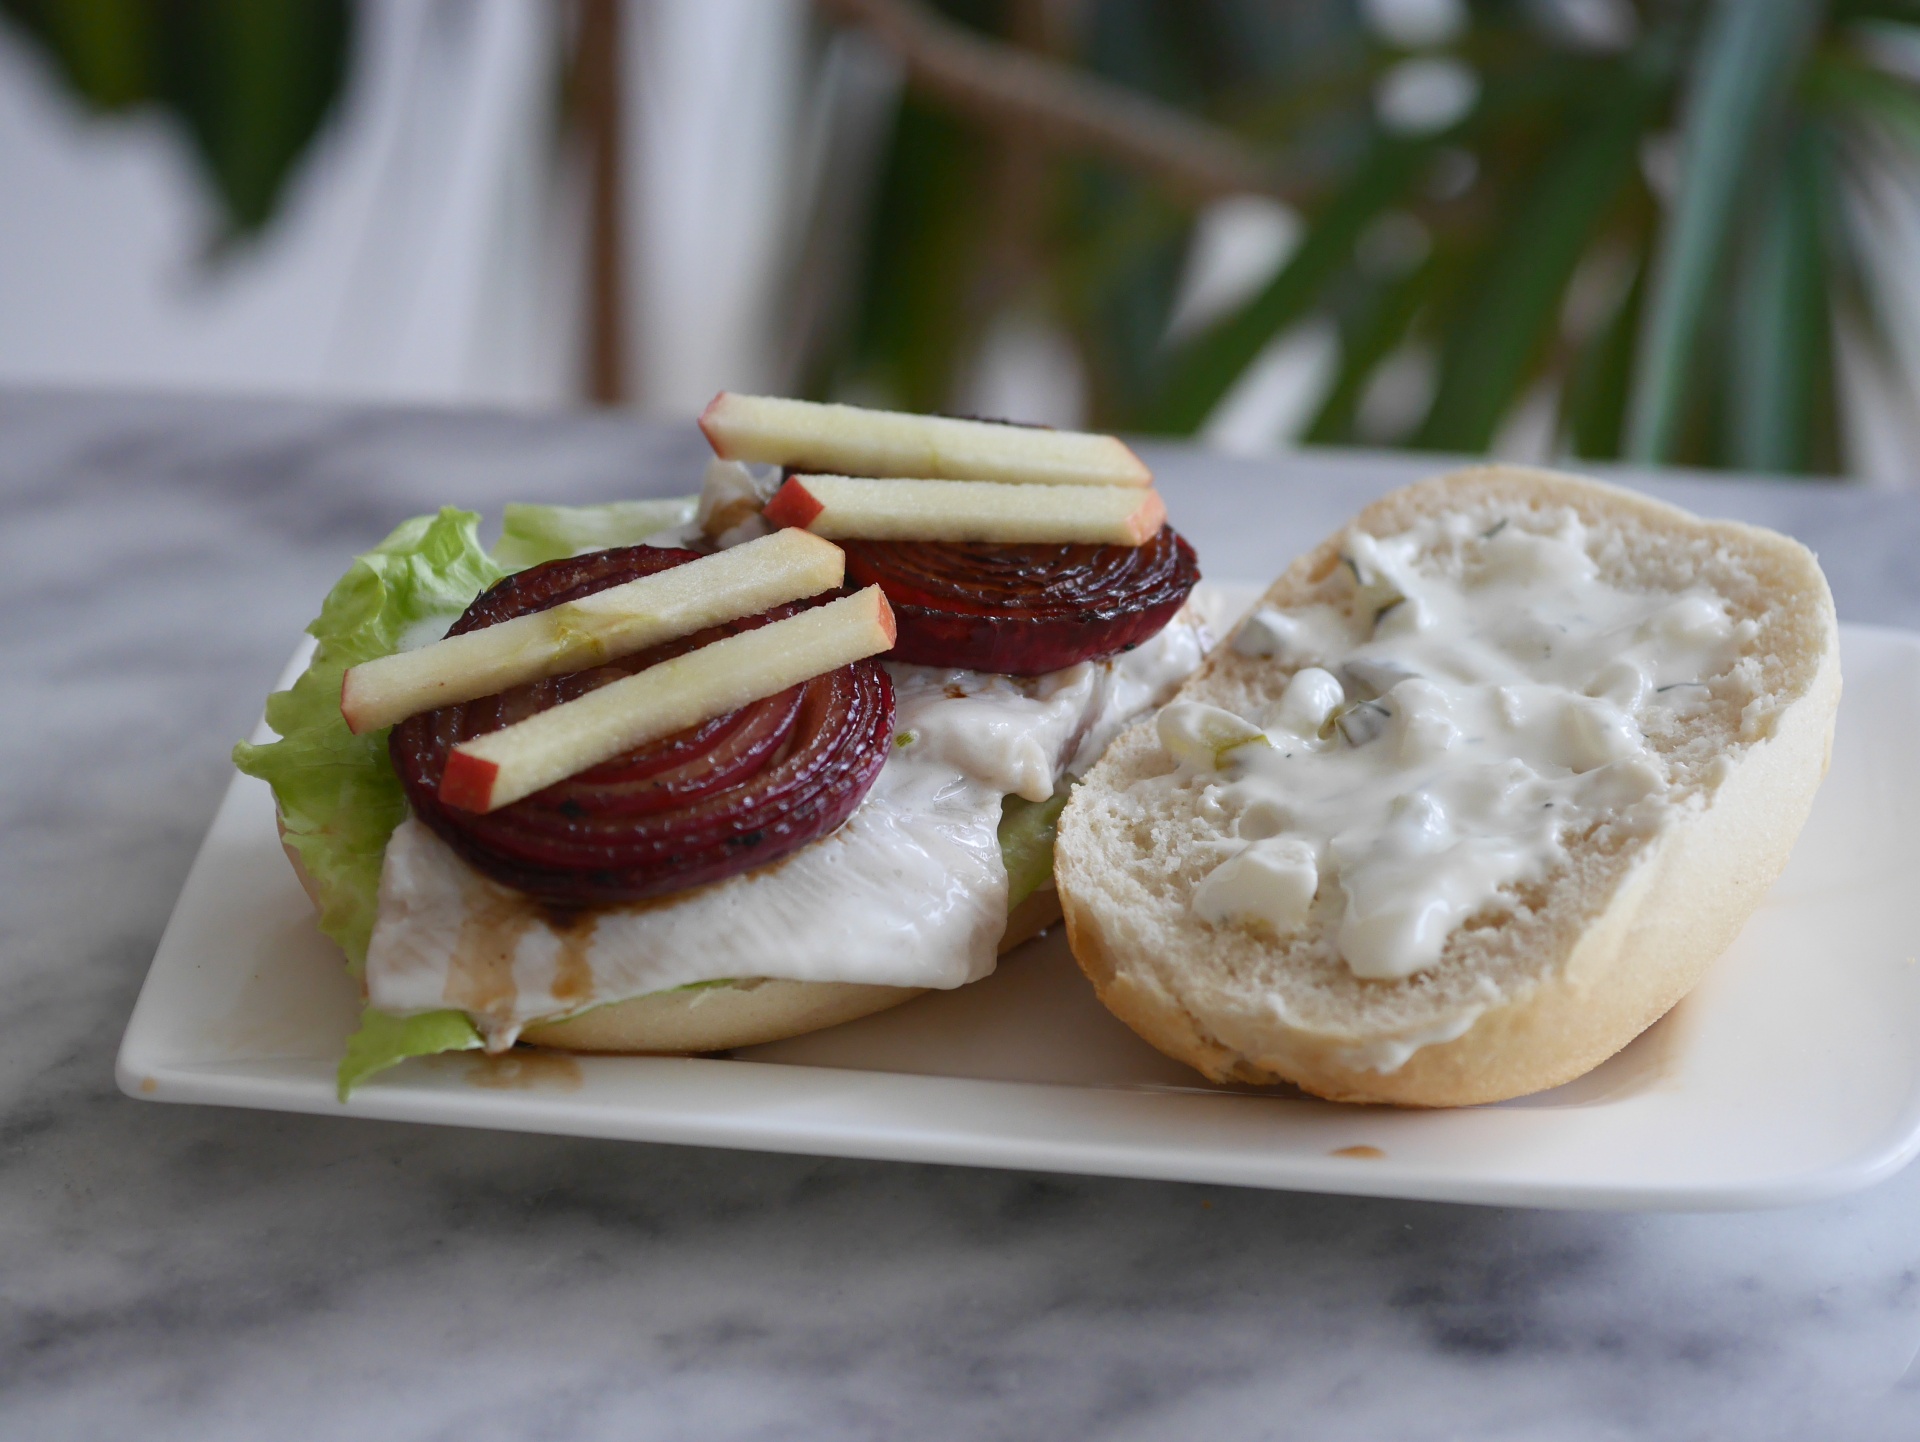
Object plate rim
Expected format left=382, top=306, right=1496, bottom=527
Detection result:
left=116, top=622, right=1920, bottom=1213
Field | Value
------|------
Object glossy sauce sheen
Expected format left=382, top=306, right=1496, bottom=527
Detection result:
left=841, top=527, right=1200, bottom=674
left=390, top=546, right=894, bottom=907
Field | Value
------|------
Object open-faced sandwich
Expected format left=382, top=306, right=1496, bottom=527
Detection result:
left=235, top=397, right=1207, bottom=1095
left=1055, top=465, right=1840, bottom=1106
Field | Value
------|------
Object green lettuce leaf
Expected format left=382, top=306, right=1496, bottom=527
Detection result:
left=336, top=1007, right=482, bottom=1098
left=232, top=507, right=506, bottom=1096
left=234, top=506, right=506, bottom=967
left=998, top=784, right=1072, bottom=910
left=493, top=499, right=696, bottom=569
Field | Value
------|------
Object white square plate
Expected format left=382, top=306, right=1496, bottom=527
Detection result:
left=119, top=626, right=1920, bottom=1210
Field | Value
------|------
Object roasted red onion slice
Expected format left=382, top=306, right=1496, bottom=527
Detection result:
left=840, top=526, right=1200, bottom=674
left=390, top=545, right=895, bottom=907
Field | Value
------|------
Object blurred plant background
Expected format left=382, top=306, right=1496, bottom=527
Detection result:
left=8, top=0, right=1920, bottom=483
left=807, top=0, right=1920, bottom=479
left=0, top=0, right=352, bottom=241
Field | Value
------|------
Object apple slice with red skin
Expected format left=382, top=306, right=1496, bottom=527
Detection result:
left=341, top=528, right=845, bottom=734
left=700, top=392, right=1150, bottom=488
left=763, top=475, right=1166, bottom=546
left=439, top=585, right=896, bottom=813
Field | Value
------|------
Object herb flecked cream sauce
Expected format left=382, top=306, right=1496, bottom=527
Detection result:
left=1163, top=512, right=1746, bottom=982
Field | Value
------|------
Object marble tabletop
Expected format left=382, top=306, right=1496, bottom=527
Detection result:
left=4, top=387, right=1919, bottom=1441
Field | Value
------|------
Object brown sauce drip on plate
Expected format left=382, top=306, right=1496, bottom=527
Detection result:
left=548, top=911, right=599, bottom=1007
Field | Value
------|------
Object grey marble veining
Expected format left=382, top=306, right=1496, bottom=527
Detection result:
left=3, top=387, right=1918, bottom=1441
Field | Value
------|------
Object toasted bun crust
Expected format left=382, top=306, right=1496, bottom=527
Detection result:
left=280, top=825, right=1058, bottom=1053
left=1054, top=465, right=1841, bottom=1106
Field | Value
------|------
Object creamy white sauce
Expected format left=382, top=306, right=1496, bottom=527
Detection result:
left=1174, top=512, right=1745, bottom=981
left=895, top=617, right=1208, bottom=802
left=365, top=608, right=1210, bottom=1047
left=691, top=458, right=778, bottom=549
left=1330, top=996, right=1494, bottom=1074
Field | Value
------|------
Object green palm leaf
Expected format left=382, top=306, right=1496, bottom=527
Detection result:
left=1303, top=252, right=1446, bottom=446
left=1148, top=137, right=1431, bottom=434
left=1415, top=74, right=1657, bottom=453
left=1727, top=118, right=1833, bottom=473
left=1625, top=0, right=1824, bottom=463
left=1, top=0, right=351, bottom=238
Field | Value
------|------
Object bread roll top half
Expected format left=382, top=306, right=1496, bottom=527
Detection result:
left=1055, top=465, right=1840, bottom=1106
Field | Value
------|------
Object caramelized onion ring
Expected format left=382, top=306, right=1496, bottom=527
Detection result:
left=840, top=526, right=1200, bottom=674
left=391, top=545, right=894, bottom=907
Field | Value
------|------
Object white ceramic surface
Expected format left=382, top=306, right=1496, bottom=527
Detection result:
left=117, top=625, right=1920, bottom=1212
